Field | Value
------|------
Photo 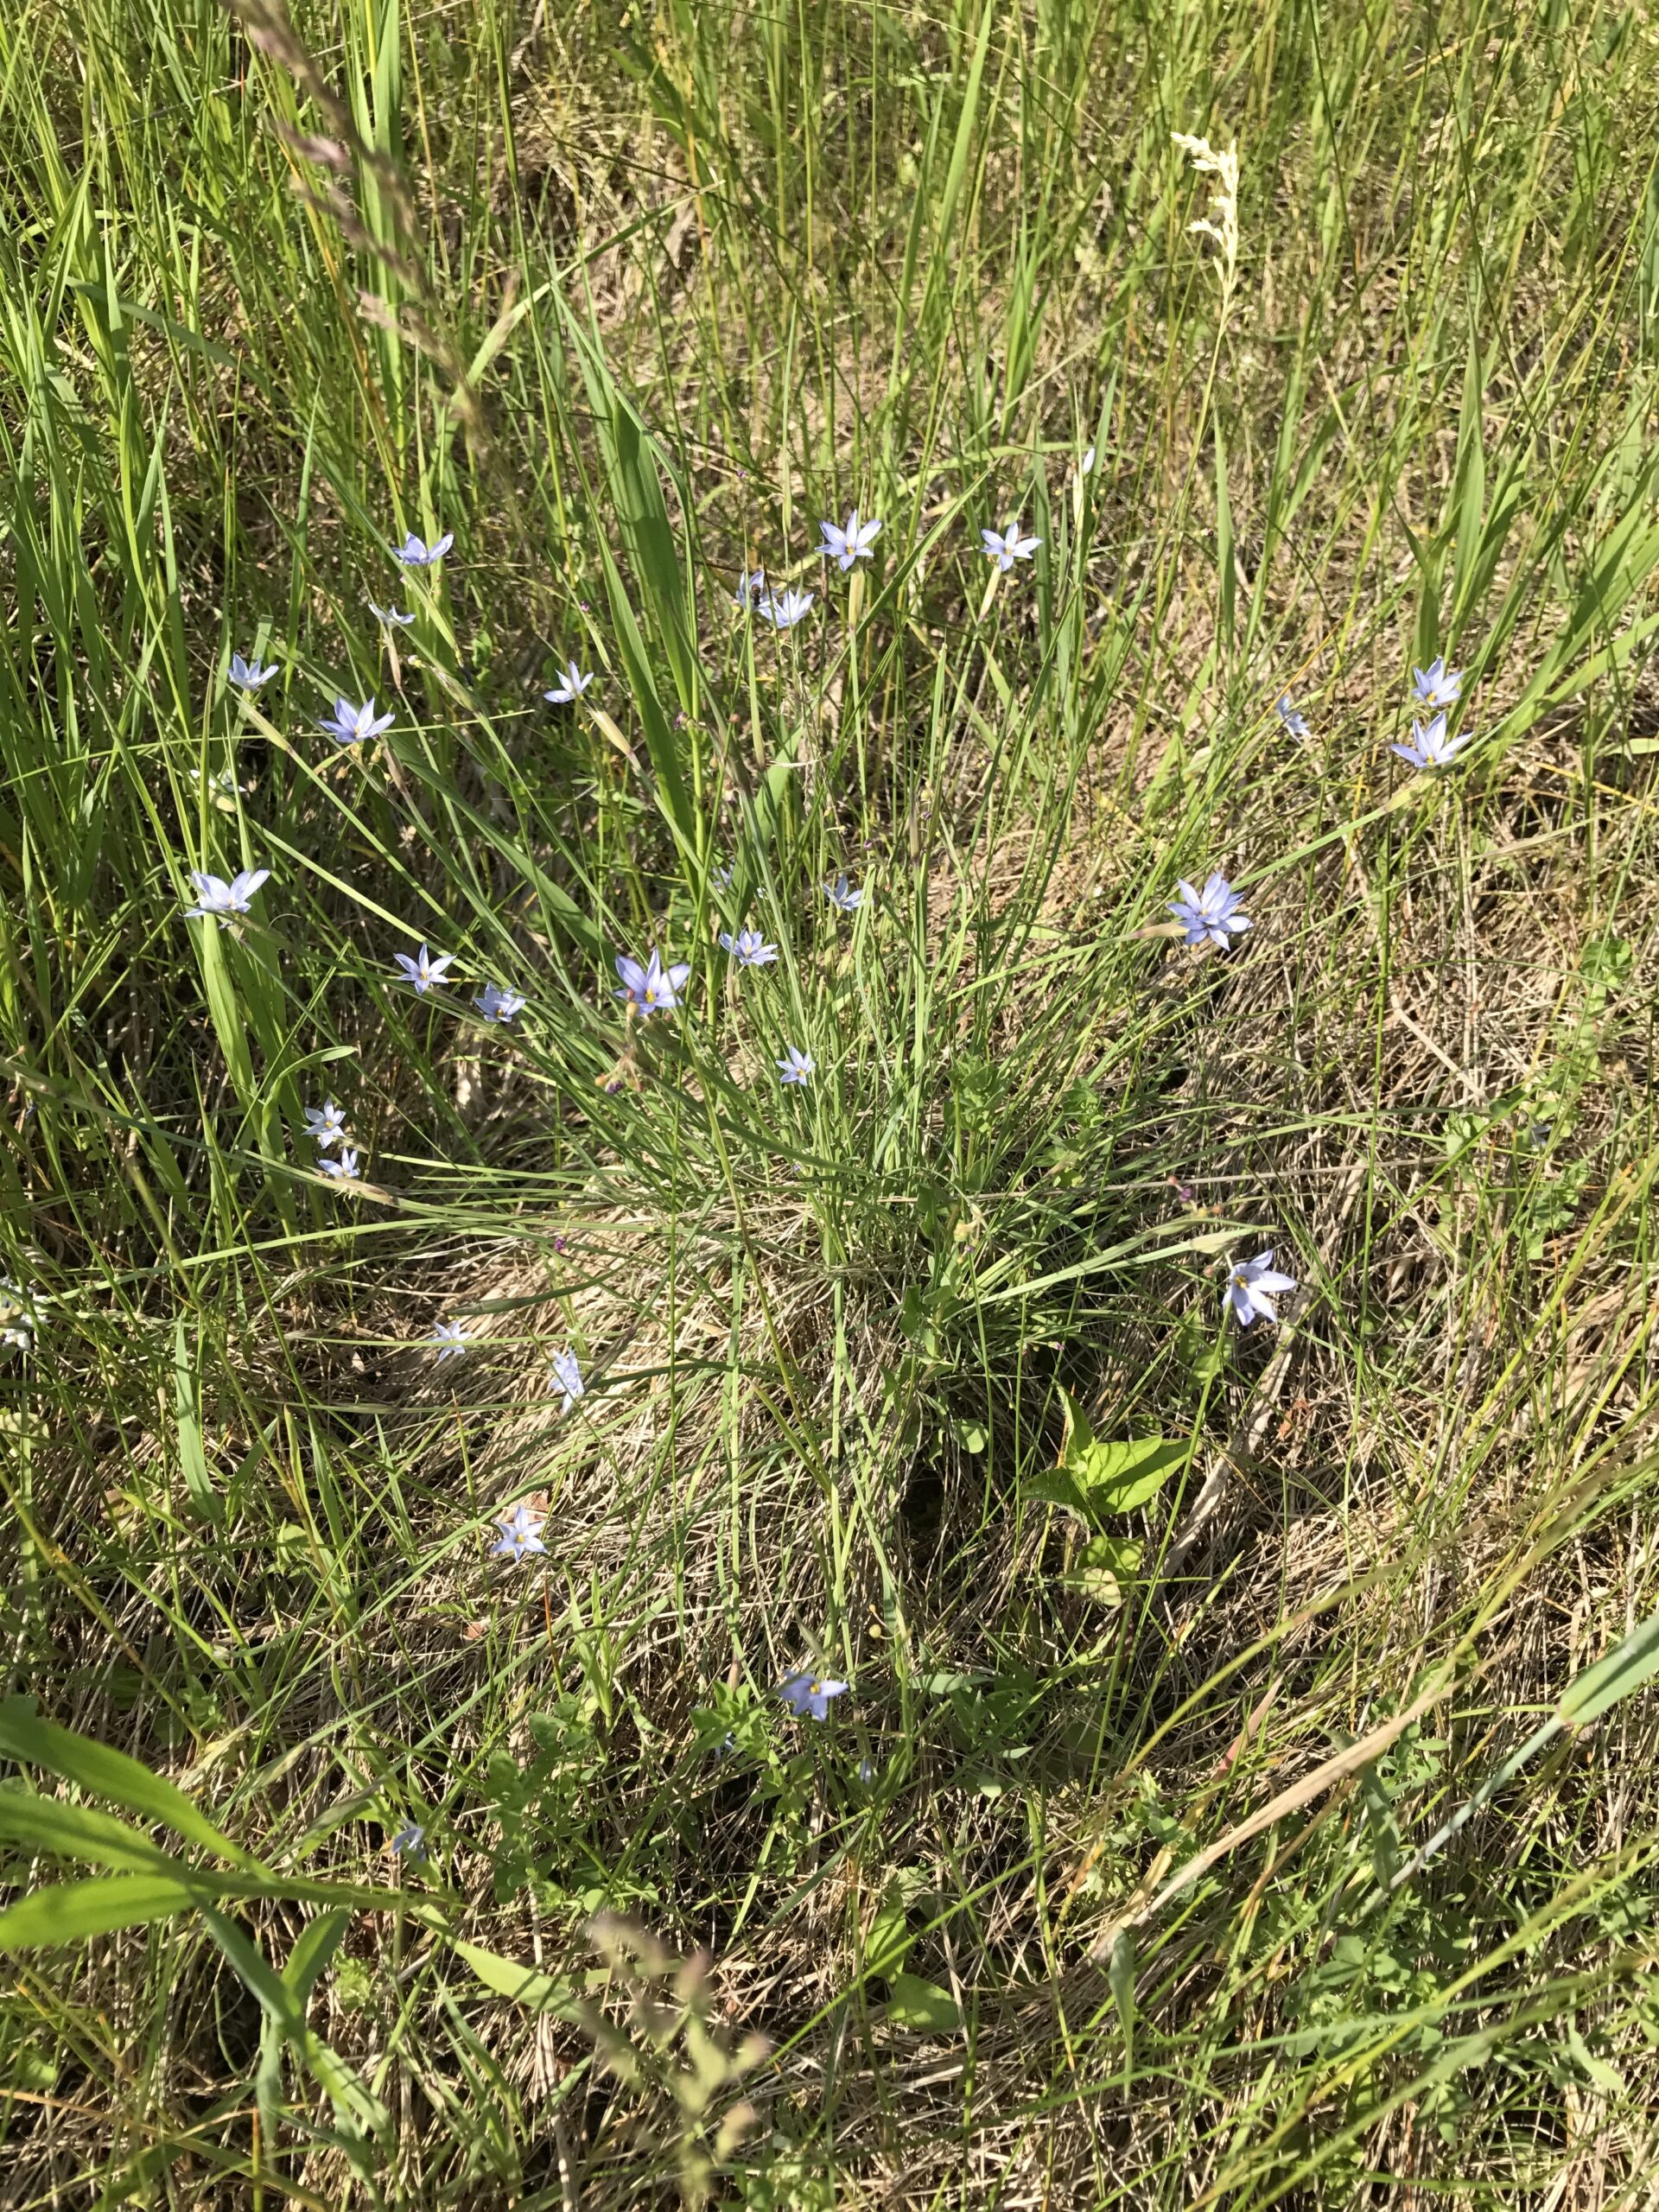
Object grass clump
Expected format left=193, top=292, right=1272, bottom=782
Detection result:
left=4, top=0, right=1659, bottom=2202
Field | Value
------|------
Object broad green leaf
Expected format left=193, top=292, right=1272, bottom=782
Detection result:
left=865, top=1892, right=911, bottom=1981
left=0, top=1785, right=188, bottom=1875
left=1559, top=1605, right=1659, bottom=1727
left=0, top=1872, right=211, bottom=1947
left=886, top=1973, right=960, bottom=2032
left=0, top=1699, right=256, bottom=1866
left=1073, top=1438, right=1186, bottom=1514
left=454, top=1940, right=582, bottom=2019
left=1068, top=1534, right=1145, bottom=1606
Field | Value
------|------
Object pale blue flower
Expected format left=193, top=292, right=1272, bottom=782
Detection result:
left=711, top=861, right=735, bottom=891
left=824, top=874, right=862, bottom=912
left=320, top=696, right=395, bottom=747
left=1167, top=874, right=1251, bottom=950
left=779, top=1671, right=849, bottom=1721
left=718, top=928, right=778, bottom=968
left=491, top=1502, right=547, bottom=1562
left=1275, top=695, right=1310, bottom=739
left=394, top=944, right=455, bottom=995
left=777, top=1046, right=815, bottom=1085
left=1410, top=656, right=1461, bottom=709
left=319, top=1146, right=362, bottom=1183
left=391, top=531, right=453, bottom=567
left=614, top=950, right=690, bottom=1017
left=1392, top=714, right=1469, bottom=770
left=303, top=1098, right=348, bottom=1149
left=857, top=1755, right=876, bottom=1784
left=368, top=601, right=415, bottom=627
left=818, top=509, right=882, bottom=570
left=229, top=652, right=278, bottom=690
left=758, top=586, right=814, bottom=630
left=0, top=1278, right=38, bottom=1353
left=981, top=522, right=1041, bottom=570
left=428, top=1319, right=468, bottom=1361
left=551, top=1347, right=584, bottom=1413
left=1225, top=1249, right=1298, bottom=1327
left=391, top=1820, right=427, bottom=1860
left=184, top=868, right=270, bottom=921
left=731, top=568, right=766, bottom=610
left=474, top=982, right=527, bottom=1024
left=544, top=660, right=593, bottom=704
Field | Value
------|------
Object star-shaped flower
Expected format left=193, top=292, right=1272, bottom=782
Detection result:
left=391, top=531, right=453, bottom=567
left=428, top=1319, right=469, bottom=1362
left=491, top=1503, right=547, bottom=1562
left=614, top=950, right=690, bottom=1017
left=758, top=586, right=814, bottom=630
left=731, top=567, right=766, bottom=610
left=1275, top=695, right=1311, bottom=739
left=981, top=522, right=1041, bottom=570
left=391, top=1821, right=427, bottom=1860
left=184, top=868, right=270, bottom=922
left=824, top=874, right=862, bottom=913
left=711, top=861, right=735, bottom=891
left=229, top=652, right=278, bottom=690
left=544, top=660, right=594, bottom=704
left=319, top=1146, right=362, bottom=1183
left=718, top=928, right=779, bottom=968
left=1167, top=874, right=1251, bottom=950
left=779, top=1671, right=849, bottom=1721
left=474, top=982, right=527, bottom=1024
left=777, top=1046, right=815, bottom=1086
left=368, top=601, right=415, bottom=627
left=319, top=696, right=395, bottom=747
left=1410, top=655, right=1462, bottom=709
left=394, top=944, right=454, bottom=995
left=818, top=509, right=882, bottom=570
left=1224, top=1249, right=1298, bottom=1328
left=303, top=1098, right=348, bottom=1149
left=1391, top=713, right=1470, bottom=770
left=551, top=1347, right=584, bottom=1414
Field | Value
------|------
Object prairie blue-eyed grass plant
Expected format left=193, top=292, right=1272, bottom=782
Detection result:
left=1393, top=712, right=1473, bottom=771
left=10, top=0, right=1659, bottom=2202
left=543, top=660, right=594, bottom=704
left=391, top=530, right=453, bottom=567
left=817, top=511, right=883, bottom=570
left=319, top=694, right=396, bottom=747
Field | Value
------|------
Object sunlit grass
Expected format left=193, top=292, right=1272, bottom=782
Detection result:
left=3, top=0, right=1659, bottom=2202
